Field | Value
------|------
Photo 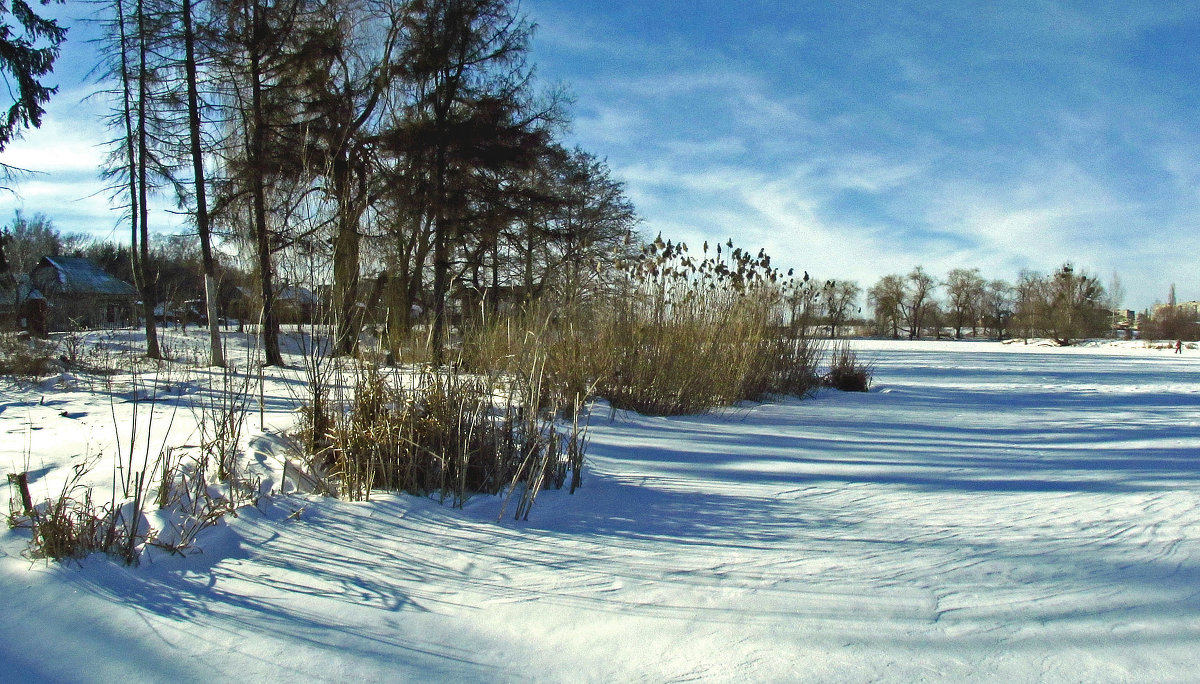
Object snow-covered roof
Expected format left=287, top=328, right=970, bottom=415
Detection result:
left=278, top=285, right=317, bottom=304
left=34, top=256, right=138, bottom=298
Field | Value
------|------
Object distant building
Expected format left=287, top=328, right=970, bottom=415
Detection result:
left=224, top=283, right=321, bottom=324
left=29, top=256, right=138, bottom=331
left=277, top=285, right=319, bottom=323
left=1111, top=309, right=1137, bottom=337
left=1153, top=301, right=1200, bottom=320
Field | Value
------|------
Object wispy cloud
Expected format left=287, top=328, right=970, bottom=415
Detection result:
left=5, top=0, right=1199, bottom=308
left=0, top=93, right=184, bottom=239
left=528, top=2, right=1200, bottom=307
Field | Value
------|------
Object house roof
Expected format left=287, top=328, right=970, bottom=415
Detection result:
left=35, top=257, right=138, bottom=297
left=227, top=285, right=317, bottom=305
left=278, top=285, right=316, bottom=304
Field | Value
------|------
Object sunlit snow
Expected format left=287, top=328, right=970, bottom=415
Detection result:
left=2, top=333, right=1198, bottom=681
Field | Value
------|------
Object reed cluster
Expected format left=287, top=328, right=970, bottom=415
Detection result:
left=463, top=236, right=825, bottom=416
left=317, top=361, right=585, bottom=519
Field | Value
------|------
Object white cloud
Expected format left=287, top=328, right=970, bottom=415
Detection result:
left=608, top=141, right=1188, bottom=310
left=2, top=111, right=107, bottom=176
left=0, top=95, right=185, bottom=238
left=811, top=152, right=931, bottom=195
left=660, top=137, right=749, bottom=159
left=613, top=160, right=901, bottom=286
left=572, top=105, right=644, bottom=147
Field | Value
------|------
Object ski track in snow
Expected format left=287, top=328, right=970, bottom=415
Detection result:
left=2, top=335, right=1200, bottom=681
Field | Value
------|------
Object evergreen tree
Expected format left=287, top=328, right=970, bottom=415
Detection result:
left=0, top=0, right=67, bottom=156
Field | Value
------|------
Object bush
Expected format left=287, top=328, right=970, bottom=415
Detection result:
left=823, top=343, right=872, bottom=392
left=0, top=332, right=57, bottom=378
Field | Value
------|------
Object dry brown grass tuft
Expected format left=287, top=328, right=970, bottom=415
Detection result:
left=318, top=361, right=586, bottom=518
left=7, top=463, right=139, bottom=563
left=823, top=342, right=873, bottom=392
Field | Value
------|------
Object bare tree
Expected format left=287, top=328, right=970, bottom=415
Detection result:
left=529, top=147, right=636, bottom=305
left=1044, top=264, right=1108, bottom=345
left=0, top=210, right=61, bottom=274
left=982, top=279, right=1013, bottom=341
left=97, top=0, right=178, bottom=358
left=290, top=0, right=409, bottom=356
left=177, top=0, right=225, bottom=366
left=867, top=273, right=904, bottom=339
left=1107, top=272, right=1125, bottom=312
left=1145, top=305, right=1200, bottom=341
left=209, top=0, right=323, bottom=366
left=820, top=279, right=860, bottom=338
left=1012, top=265, right=1108, bottom=345
left=902, top=266, right=936, bottom=339
left=945, top=267, right=986, bottom=339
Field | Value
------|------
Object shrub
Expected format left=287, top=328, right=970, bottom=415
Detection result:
left=0, top=332, right=57, bottom=378
left=823, top=343, right=873, bottom=392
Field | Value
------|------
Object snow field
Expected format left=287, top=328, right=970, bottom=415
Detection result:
left=2, top=334, right=1200, bottom=681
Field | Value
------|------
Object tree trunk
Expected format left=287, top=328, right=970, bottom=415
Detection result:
left=523, top=217, right=535, bottom=299
left=430, top=212, right=449, bottom=366
left=115, top=0, right=142, bottom=338
left=332, top=154, right=361, bottom=356
left=489, top=231, right=500, bottom=316
left=135, top=0, right=161, bottom=359
left=385, top=255, right=409, bottom=358
left=249, top=4, right=284, bottom=367
left=430, top=119, right=450, bottom=366
left=182, top=0, right=225, bottom=367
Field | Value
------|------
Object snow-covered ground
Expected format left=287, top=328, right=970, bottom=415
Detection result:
left=3, top=333, right=1200, bottom=682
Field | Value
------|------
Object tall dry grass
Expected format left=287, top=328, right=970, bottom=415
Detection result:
left=462, top=236, right=824, bottom=416
left=318, top=360, right=586, bottom=518
left=306, top=236, right=829, bottom=516
left=6, top=349, right=259, bottom=564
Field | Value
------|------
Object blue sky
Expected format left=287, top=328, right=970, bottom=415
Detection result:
left=4, top=1, right=1199, bottom=310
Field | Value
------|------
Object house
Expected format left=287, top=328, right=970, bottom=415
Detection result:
left=29, top=256, right=138, bottom=331
left=224, top=283, right=321, bottom=325
left=278, top=285, right=319, bottom=323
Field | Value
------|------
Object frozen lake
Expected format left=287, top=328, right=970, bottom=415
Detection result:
left=3, top=337, right=1199, bottom=681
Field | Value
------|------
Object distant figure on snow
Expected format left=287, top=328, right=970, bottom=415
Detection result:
left=1175, top=340, right=1183, bottom=354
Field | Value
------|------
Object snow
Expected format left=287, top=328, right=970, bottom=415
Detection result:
left=3, top=333, right=1200, bottom=681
